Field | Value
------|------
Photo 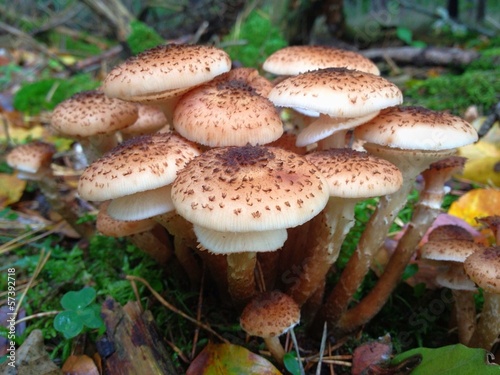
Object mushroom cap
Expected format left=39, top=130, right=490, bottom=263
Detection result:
left=420, top=239, right=483, bottom=263
left=305, top=149, right=403, bottom=198
left=50, top=90, right=138, bottom=138
left=173, top=77, right=283, bottom=147
left=464, top=246, right=500, bottom=293
left=6, top=141, right=56, bottom=174
left=222, top=67, right=274, bottom=97
left=78, top=132, right=201, bottom=201
left=171, top=145, right=329, bottom=232
left=102, top=44, right=231, bottom=103
left=436, top=265, right=477, bottom=291
left=121, top=104, right=169, bottom=136
left=268, top=67, right=402, bottom=118
left=240, top=291, right=300, bottom=338
left=96, top=201, right=157, bottom=236
left=263, top=45, right=380, bottom=76
left=267, top=132, right=307, bottom=155
left=354, top=106, right=478, bottom=150
left=427, top=224, right=475, bottom=242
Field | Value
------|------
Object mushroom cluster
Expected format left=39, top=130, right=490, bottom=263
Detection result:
left=42, top=41, right=484, bottom=365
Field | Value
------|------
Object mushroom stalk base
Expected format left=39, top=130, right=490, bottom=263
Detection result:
left=264, top=336, right=286, bottom=365
left=468, top=292, right=500, bottom=350
left=453, top=289, right=477, bottom=345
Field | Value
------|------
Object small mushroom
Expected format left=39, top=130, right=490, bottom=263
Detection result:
left=240, top=290, right=300, bottom=365
left=464, top=246, right=500, bottom=350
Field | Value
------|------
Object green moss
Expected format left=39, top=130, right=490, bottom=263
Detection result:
left=223, top=9, right=287, bottom=68
left=13, top=74, right=100, bottom=114
left=127, top=20, right=164, bottom=55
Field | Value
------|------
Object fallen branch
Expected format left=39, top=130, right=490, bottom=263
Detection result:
left=361, top=46, right=480, bottom=67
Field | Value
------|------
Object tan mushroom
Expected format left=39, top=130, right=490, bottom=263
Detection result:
left=464, top=246, right=500, bottom=350
left=240, top=290, right=300, bottom=365
left=268, top=68, right=402, bottom=148
left=51, top=90, right=138, bottom=163
left=102, top=44, right=231, bottom=124
left=171, top=145, right=329, bottom=305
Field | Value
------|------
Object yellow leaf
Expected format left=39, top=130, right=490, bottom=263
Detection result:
left=448, top=188, right=500, bottom=226
left=0, top=174, right=26, bottom=208
left=458, top=140, right=500, bottom=186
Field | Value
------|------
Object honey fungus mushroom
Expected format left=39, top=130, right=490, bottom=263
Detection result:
left=171, top=145, right=329, bottom=305
left=102, top=44, right=232, bottom=124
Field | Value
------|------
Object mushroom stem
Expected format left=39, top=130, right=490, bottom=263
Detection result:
left=335, top=156, right=464, bottom=334
left=287, top=198, right=357, bottom=306
left=314, top=144, right=455, bottom=335
left=128, top=224, right=174, bottom=265
left=263, top=336, right=286, bottom=365
left=155, top=211, right=201, bottom=286
left=453, top=289, right=477, bottom=345
left=226, top=252, right=257, bottom=306
left=318, top=129, right=348, bottom=149
left=468, top=293, right=500, bottom=350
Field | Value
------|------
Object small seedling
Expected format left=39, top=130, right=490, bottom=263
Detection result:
left=53, top=287, right=104, bottom=339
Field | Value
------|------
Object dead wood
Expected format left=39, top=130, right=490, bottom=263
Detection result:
left=361, top=46, right=480, bottom=67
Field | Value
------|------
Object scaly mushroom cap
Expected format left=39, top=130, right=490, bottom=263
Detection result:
left=436, top=265, right=477, bottom=291
left=50, top=90, right=138, bottom=138
left=6, top=141, right=56, bottom=174
left=222, top=67, right=274, bottom=96
left=263, top=45, right=380, bottom=76
left=464, top=246, right=500, bottom=293
left=268, top=67, right=402, bottom=118
left=171, top=145, right=329, bottom=232
left=240, top=290, right=300, bottom=338
left=173, top=78, right=283, bottom=147
left=102, top=44, right=232, bottom=103
left=354, top=106, right=478, bottom=150
left=427, top=224, right=474, bottom=242
left=305, top=149, right=403, bottom=198
left=121, top=104, right=169, bottom=136
left=78, top=132, right=201, bottom=202
left=96, top=201, right=156, bottom=237
left=420, top=240, right=483, bottom=263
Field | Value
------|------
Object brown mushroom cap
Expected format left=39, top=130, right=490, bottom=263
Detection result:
left=420, top=239, right=483, bottom=263
left=172, top=145, right=329, bottom=233
left=50, top=90, right=138, bottom=138
left=240, top=291, right=300, bottom=338
left=354, top=106, right=478, bottom=150
left=102, top=44, right=232, bottom=103
left=6, top=141, right=56, bottom=174
left=173, top=78, right=283, bottom=147
left=436, top=265, right=477, bottom=291
left=464, top=246, right=500, bottom=293
left=78, top=132, right=201, bottom=202
left=304, top=149, right=403, bottom=198
left=268, top=67, right=402, bottom=118
left=222, top=67, right=274, bottom=97
left=263, top=45, right=380, bottom=76
left=427, top=224, right=475, bottom=243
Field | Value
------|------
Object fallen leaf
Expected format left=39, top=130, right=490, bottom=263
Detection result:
left=448, top=189, right=500, bottom=226
left=458, top=140, right=500, bottom=186
left=391, top=344, right=500, bottom=374
left=187, top=342, right=282, bottom=375
left=0, top=173, right=26, bottom=208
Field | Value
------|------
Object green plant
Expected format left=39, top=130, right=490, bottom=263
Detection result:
left=127, top=20, right=164, bottom=55
left=396, top=27, right=427, bottom=48
left=13, top=74, right=100, bottom=114
left=53, top=287, right=104, bottom=339
left=223, top=8, right=287, bottom=68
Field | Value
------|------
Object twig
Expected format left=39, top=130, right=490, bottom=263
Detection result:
left=191, top=266, right=205, bottom=359
left=15, top=310, right=59, bottom=325
left=289, top=328, right=305, bottom=375
left=0, top=21, right=76, bottom=73
left=0, top=221, right=65, bottom=254
left=14, top=249, right=51, bottom=318
left=316, top=322, right=327, bottom=375
left=125, top=275, right=229, bottom=344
